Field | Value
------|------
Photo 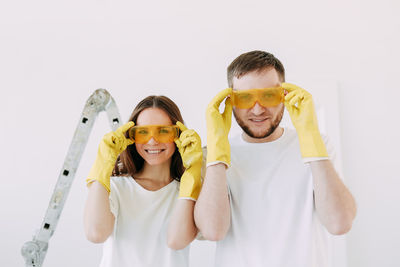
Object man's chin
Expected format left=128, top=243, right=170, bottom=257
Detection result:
left=242, top=117, right=284, bottom=139
left=233, top=107, right=284, bottom=140
left=245, top=128, right=274, bottom=139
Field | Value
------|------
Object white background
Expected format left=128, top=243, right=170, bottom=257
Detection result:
left=1, top=0, right=399, bottom=266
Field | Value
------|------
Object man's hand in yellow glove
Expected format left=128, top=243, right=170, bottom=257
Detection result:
left=282, top=83, right=328, bottom=159
left=86, top=121, right=135, bottom=193
left=175, top=122, right=203, bottom=201
left=206, top=88, right=233, bottom=167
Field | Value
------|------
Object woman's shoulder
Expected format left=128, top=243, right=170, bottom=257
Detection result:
left=110, top=176, right=134, bottom=188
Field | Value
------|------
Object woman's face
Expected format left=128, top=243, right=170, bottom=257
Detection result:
left=135, top=108, right=176, bottom=166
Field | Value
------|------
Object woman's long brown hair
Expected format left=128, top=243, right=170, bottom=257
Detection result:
left=112, top=95, right=185, bottom=181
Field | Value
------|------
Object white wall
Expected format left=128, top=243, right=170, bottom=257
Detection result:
left=1, top=0, right=399, bottom=266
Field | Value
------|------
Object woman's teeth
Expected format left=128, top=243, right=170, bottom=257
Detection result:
left=145, top=149, right=164, bottom=154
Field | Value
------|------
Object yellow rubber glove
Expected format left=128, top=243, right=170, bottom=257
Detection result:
left=282, top=83, right=328, bottom=159
left=175, top=122, right=203, bottom=201
left=206, top=88, right=233, bottom=167
left=86, top=121, right=135, bottom=192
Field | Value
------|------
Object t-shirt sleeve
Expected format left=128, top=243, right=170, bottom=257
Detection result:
left=109, top=177, right=120, bottom=218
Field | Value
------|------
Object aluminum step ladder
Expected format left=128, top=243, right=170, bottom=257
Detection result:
left=21, top=89, right=122, bottom=267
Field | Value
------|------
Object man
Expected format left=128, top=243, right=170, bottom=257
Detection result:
left=194, top=50, right=356, bottom=266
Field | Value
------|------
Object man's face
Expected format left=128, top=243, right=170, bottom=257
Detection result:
left=232, top=68, right=284, bottom=139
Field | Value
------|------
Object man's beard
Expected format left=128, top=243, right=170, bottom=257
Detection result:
left=233, top=106, right=284, bottom=139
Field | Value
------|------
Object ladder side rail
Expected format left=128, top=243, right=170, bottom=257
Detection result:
left=21, top=89, right=122, bottom=267
left=104, top=94, right=123, bottom=131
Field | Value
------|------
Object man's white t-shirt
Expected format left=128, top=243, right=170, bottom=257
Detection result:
left=99, top=177, right=189, bottom=267
left=214, top=128, right=336, bottom=267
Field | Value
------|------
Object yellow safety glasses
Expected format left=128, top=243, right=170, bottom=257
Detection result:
left=128, top=125, right=180, bottom=144
left=231, top=87, right=284, bottom=109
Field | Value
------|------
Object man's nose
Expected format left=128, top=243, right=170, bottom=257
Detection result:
left=250, top=102, right=266, bottom=116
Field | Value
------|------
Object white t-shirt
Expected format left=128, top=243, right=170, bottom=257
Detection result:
left=214, top=128, right=336, bottom=267
left=99, top=176, right=189, bottom=267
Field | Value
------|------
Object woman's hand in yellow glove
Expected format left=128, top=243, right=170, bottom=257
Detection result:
left=98, top=121, right=135, bottom=163
left=86, top=121, right=135, bottom=192
left=282, top=83, right=328, bottom=158
left=175, top=121, right=203, bottom=201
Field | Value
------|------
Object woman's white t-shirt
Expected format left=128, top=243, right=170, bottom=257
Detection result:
left=99, top=176, right=189, bottom=267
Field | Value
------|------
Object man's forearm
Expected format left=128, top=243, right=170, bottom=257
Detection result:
left=194, top=164, right=230, bottom=241
left=311, top=160, right=357, bottom=235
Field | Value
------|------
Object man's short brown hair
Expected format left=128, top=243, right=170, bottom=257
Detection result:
left=227, top=50, right=285, bottom=88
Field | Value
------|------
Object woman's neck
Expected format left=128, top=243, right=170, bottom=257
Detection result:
left=135, top=159, right=173, bottom=184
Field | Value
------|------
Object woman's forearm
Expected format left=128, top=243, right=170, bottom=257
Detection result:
left=167, top=199, right=197, bottom=250
left=84, top=181, right=115, bottom=243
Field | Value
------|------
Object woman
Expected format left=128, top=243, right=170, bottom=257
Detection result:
left=84, top=95, right=202, bottom=267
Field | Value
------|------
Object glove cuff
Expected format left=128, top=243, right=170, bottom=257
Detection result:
left=206, top=136, right=231, bottom=167
left=178, top=164, right=202, bottom=200
left=298, top=131, right=328, bottom=158
left=86, top=156, right=116, bottom=193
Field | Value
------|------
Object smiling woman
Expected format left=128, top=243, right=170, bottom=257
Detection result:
left=114, top=96, right=185, bottom=180
left=84, top=95, right=203, bottom=267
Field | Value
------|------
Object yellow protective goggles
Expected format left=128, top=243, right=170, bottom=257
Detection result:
left=231, top=87, right=284, bottom=109
left=128, top=125, right=180, bottom=144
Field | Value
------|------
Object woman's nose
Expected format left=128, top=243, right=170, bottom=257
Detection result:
left=146, top=136, right=159, bottom=145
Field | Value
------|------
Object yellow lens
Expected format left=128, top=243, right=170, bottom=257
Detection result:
left=232, top=90, right=257, bottom=109
left=155, top=126, right=179, bottom=143
left=232, top=87, right=283, bottom=109
left=258, top=87, right=284, bottom=107
left=129, top=125, right=179, bottom=144
left=129, top=126, right=150, bottom=144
